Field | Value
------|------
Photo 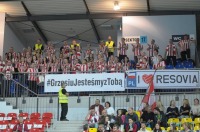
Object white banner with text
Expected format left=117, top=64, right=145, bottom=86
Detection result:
left=44, top=73, right=125, bottom=92
left=126, top=70, right=200, bottom=89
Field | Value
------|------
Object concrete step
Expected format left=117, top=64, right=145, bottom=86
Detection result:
left=47, top=120, right=84, bottom=132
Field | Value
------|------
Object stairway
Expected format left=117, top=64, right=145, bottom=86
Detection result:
left=47, top=120, right=85, bottom=132
left=0, top=99, right=19, bottom=115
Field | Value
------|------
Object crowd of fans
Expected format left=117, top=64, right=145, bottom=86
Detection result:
left=84, top=98, right=200, bottom=132
left=0, top=34, right=195, bottom=95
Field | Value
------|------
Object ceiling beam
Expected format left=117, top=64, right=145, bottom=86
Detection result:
left=6, top=10, right=200, bottom=22
left=21, top=1, right=48, bottom=43
left=83, top=0, right=100, bottom=43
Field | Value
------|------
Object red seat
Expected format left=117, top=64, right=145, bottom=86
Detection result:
left=7, top=113, right=17, bottom=120
left=24, top=120, right=34, bottom=130
left=42, top=118, right=51, bottom=128
left=42, top=112, right=53, bottom=119
left=0, top=120, right=9, bottom=130
left=9, top=120, right=19, bottom=129
left=33, top=120, right=47, bottom=131
left=2, top=128, right=13, bottom=132
left=29, top=128, right=42, bottom=132
left=0, top=113, right=5, bottom=118
left=42, top=112, right=53, bottom=127
left=19, top=113, right=29, bottom=120
left=30, top=113, right=40, bottom=121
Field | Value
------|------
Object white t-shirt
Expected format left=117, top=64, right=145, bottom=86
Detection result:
left=106, top=107, right=115, bottom=115
left=95, top=106, right=100, bottom=116
left=191, top=104, right=200, bottom=116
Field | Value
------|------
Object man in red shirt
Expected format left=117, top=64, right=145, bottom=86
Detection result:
left=13, top=116, right=29, bottom=132
left=89, top=99, right=104, bottom=116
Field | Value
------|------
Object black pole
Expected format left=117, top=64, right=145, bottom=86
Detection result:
left=57, top=97, right=60, bottom=121
left=16, top=83, right=18, bottom=108
left=36, top=97, right=39, bottom=113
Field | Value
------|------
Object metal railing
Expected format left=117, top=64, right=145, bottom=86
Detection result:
left=1, top=71, right=200, bottom=121
left=0, top=72, right=59, bottom=120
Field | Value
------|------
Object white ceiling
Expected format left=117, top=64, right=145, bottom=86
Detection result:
left=1, top=0, right=200, bottom=47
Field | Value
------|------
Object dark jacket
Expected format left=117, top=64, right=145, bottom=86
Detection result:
left=125, top=113, right=139, bottom=124
left=125, top=123, right=137, bottom=132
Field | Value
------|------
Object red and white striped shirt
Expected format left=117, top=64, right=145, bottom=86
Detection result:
left=97, top=63, right=107, bottom=73
left=88, top=62, right=95, bottom=72
left=13, top=52, right=17, bottom=58
left=63, top=45, right=70, bottom=49
left=116, top=62, right=122, bottom=72
left=27, top=68, right=38, bottom=81
left=50, top=64, right=58, bottom=73
left=153, top=61, right=166, bottom=69
left=123, top=62, right=130, bottom=71
left=0, top=61, right=5, bottom=72
left=62, top=64, right=71, bottom=74
left=71, top=63, right=81, bottom=74
left=166, top=44, right=177, bottom=56
left=41, top=66, right=48, bottom=74
left=80, top=64, right=88, bottom=73
left=3, top=66, right=14, bottom=80
left=133, top=44, right=143, bottom=56
left=39, top=63, right=48, bottom=71
left=137, top=62, right=148, bottom=70
left=109, top=62, right=116, bottom=73
left=18, top=62, right=28, bottom=72
left=76, top=52, right=81, bottom=60
left=85, top=49, right=92, bottom=56
left=147, top=44, right=159, bottom=57
left=71, top=54, right=77, bottom=64
left=119, top=43, right=128, bottom=55
left=178, top=40, right=190, bottom=50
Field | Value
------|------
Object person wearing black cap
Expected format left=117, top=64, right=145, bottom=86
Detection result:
left=153, top=107, right=166, bottom=127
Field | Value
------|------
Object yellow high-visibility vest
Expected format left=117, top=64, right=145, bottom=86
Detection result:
left=70, top=43, right=80, bottom=50
left=58, top=88, right=68, bottom=104
left=105, top=41, right=114, bottom=52
left=35, top=43, right=43, bottom=50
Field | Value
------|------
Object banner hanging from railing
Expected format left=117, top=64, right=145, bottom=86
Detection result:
left=44, top=73, right=125, bottom=92
left=126, top=70, right=200, bottom=89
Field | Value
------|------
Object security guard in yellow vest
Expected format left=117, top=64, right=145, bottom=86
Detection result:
left=105, top=36, right=115, bottom=58
left=59, top=83, right=69, bottom=121
left=70, top=39, right=80, bottom=50
left=33, top=39, right=44, bottom=54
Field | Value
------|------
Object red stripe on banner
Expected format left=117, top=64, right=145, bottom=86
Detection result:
left=128, top=76, right=135, bottom=79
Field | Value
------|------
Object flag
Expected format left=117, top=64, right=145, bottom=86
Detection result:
left=139, top=81, right=156, bottom=111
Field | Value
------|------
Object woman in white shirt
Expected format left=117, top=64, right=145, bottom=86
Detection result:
left=105, top=101, right=115, bottom=116
left=191, top=98, right=200, bottom=120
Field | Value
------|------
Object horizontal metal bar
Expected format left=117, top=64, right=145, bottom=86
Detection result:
left=89, top=91, right=200, bottom=96
left=6, top=10, right=200, bottom=22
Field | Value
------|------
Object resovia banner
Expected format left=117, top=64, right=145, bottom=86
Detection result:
left=44, top=73, right=125, bottom=92
left=127, top=70, right=199, bottom=89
